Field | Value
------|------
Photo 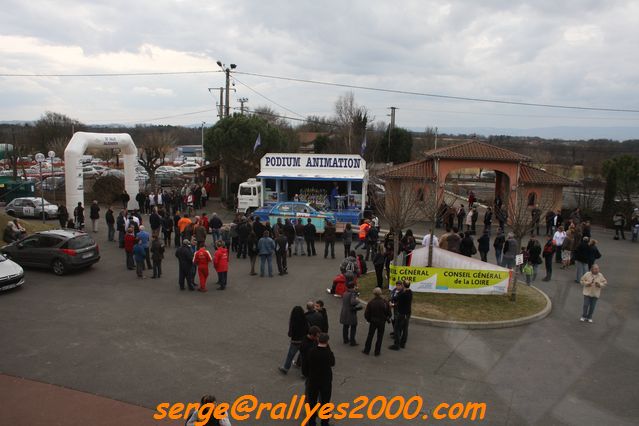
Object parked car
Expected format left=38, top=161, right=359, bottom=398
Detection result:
left=1, top=230, right=100, bottom=275
left=179, top=162, right=199, bottom=174
left=5, top=197, right=59, bottom=220
left=102, top=169, right=125, bottom=179
left=0, top=253, right=25, bottom=291
left=253, top=202, right=336, bottom=233
left=157, top=165, right=183, bottom=176
left=42, top=176, right=65, bottom=191
left=82, top=166, right=100, bottom=177
left=91, top=165, right=110, bottom=175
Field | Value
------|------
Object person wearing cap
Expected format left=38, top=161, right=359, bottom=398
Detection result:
left=175, top=239, right=195, bottom=290
left=363, top=287, right=391, bottom=356
left=389, top=280, right=413, bottom=350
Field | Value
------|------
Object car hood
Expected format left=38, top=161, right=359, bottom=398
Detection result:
left=0, top=258, right=24, bottom=277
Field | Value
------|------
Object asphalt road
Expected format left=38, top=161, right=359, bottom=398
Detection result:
left=0, top=219, right=638, bottom=425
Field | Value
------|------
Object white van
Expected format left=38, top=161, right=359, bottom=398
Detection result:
left=237, top=178, right=262, bottom=214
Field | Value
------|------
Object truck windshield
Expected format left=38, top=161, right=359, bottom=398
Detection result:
left=239, top=187, right=252, bottom=196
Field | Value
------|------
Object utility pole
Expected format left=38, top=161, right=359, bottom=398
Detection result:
left=387, top=107, right=397, bottom=163
left=238, top=97, right=248, bottom=115
left=434, top=126, right=438, bottom=150
left=208, top=87, right=225, bottom=119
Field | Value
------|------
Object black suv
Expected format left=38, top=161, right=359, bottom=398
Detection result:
left=1, top=230, right=100, bottom=275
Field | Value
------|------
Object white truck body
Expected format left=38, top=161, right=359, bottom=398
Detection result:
left=237, top=178, right=262, bottom=213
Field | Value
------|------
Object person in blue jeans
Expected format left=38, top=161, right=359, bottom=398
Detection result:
left=257, top=230, right=276, bottom=277
left=133, top=239, right=146, bottom=278
left=278, top=306, right=308, bottom=374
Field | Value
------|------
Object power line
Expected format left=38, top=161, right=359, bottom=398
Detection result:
left=231, top=75, right=308, bottom=120
left=93, top=108, right=217, bottom=125
left=0, top=70, right=222, bottom=77
left=233, top=70, right=639, bottom=114
left=236, top=107, right=338, bottom=128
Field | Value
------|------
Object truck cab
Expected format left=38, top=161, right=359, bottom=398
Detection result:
left=237, top=178, right=262, bottom=214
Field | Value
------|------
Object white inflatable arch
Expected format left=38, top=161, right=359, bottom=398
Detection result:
left=64, top=132, right=138, bottom=210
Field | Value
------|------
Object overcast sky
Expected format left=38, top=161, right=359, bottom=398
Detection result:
left=1, top=0, right=638, bottom=138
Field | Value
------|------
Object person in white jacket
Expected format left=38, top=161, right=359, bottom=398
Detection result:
left=186, top=394, right=232, bottom=426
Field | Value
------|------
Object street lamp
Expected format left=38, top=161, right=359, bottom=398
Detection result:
left=47, top=150, right=56, bottom=205
left=216, top=60, right=237, bottom=117
left=35, top=153, right=45, bottom=223
left=200, top=122, right=206, bottom=164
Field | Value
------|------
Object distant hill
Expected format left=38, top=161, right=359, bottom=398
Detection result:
left=434, top=126, right=639, bottom=141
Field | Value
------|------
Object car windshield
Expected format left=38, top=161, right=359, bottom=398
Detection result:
left=64, top=235, right=95, bottom=249
left=239, top=187, right=252, bottom=195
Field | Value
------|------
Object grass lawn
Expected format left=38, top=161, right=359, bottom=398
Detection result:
left=357, top=272, right=547, bottom=322
left=0, top=212, right=55, bottom=236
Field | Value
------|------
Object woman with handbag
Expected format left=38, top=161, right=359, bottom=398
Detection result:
left=340, top=281, right=361, bottom=346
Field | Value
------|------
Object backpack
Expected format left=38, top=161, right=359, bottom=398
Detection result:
left=367, top=227, right=379, bottom=242
left=522, top=263, right=534, bottom=276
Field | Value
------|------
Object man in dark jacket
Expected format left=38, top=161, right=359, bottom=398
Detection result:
left=483, top=207, right=493, bottom=236
left=477, top=230, right=490, bottom=262
left=389, top=281, right=413, bottom=350
left=136, top=191, right=146, bottom=214
left=275, top=230, right=288, bottom=275
left=175, top=240, right=195, bottom=290
left=209, top=213, right=223, bottom=242
left=284, top=219, right=295, bottom=257
left=89, top=200, right=100, bottom=233
left=459, top=232, right=476, bottom=257
left=305, top=333, right=335, bottom=426
left=363, top=287, right=391, bottom=356
left=305, top=301, right=324, bottom=329
left=116, top=210, right=126, bottom=248
left=105, top=206, right=115, bottom=242
left=236, top=219, right=250, bottom=259
left=120, top=190, right=130, bottom=210
left=300, top=326, right=320, bottom=377
left=304, top=218, right=317, bottom=256
left=457, top=205, right=466, bottom=230
left=149, top=207, right=162, bottom=238
left=323, top=220, right=336, bottom=259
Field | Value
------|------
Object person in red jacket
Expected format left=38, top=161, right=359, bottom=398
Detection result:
left=193, top=243, right=212, bottom=292
left=124, top=227, right=136, bottom=270
left=200, top=213, right=209, bottom=231
left=213, top=240, right=229, bottom=290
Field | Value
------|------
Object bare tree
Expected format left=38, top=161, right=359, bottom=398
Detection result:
left=137, top=131, right=176, bottom=190
left=334, top=92, right=370, bottom=154
left=573, top=178, right=602, bottom=212
left=371, top=172, right=430, bottom=262
left=507, top=188, right=557, bottom=301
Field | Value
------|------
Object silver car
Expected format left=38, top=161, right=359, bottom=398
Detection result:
left=5, top=197, right=59, bottom=220
left=0, top=253, right=25, bottom=291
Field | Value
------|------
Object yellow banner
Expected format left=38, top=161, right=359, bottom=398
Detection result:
left=389, top=265, right=511, bottom=294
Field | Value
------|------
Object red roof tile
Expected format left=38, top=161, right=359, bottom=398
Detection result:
left=424, top=140, right=531, bottom=162
left=377, top=160, right=435, bottom=179
left=520, top=164, right=579, bottom=186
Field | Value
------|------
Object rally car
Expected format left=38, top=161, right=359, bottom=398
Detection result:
left=252, top=202, right=336, bottom=232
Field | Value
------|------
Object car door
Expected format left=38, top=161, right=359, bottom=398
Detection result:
left=11, top=199, right=23, bottom=217
left=12, top=235, right=40, bottom=266
left=22, top=200, right=36, bottom=218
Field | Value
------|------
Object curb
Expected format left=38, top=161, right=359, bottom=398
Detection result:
left=409, top=284, right=552, bottom=329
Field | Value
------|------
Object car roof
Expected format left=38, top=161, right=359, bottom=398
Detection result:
left=12, top=197, right=47, bottom=202
left=33, top=230, right=89, bottom=239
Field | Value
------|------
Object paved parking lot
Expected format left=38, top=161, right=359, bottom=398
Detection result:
left=0, top=221, right=638, bottom=425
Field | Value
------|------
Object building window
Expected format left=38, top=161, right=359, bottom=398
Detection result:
left=527, top=192, right=536, bottom=206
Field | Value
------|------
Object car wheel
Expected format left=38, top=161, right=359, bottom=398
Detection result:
left=6, top=210, right=15, bottom=217
left=52, top=259, right=66, bottom=276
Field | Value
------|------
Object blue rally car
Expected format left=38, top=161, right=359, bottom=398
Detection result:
left=253, top=202, right=336, bottom=232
